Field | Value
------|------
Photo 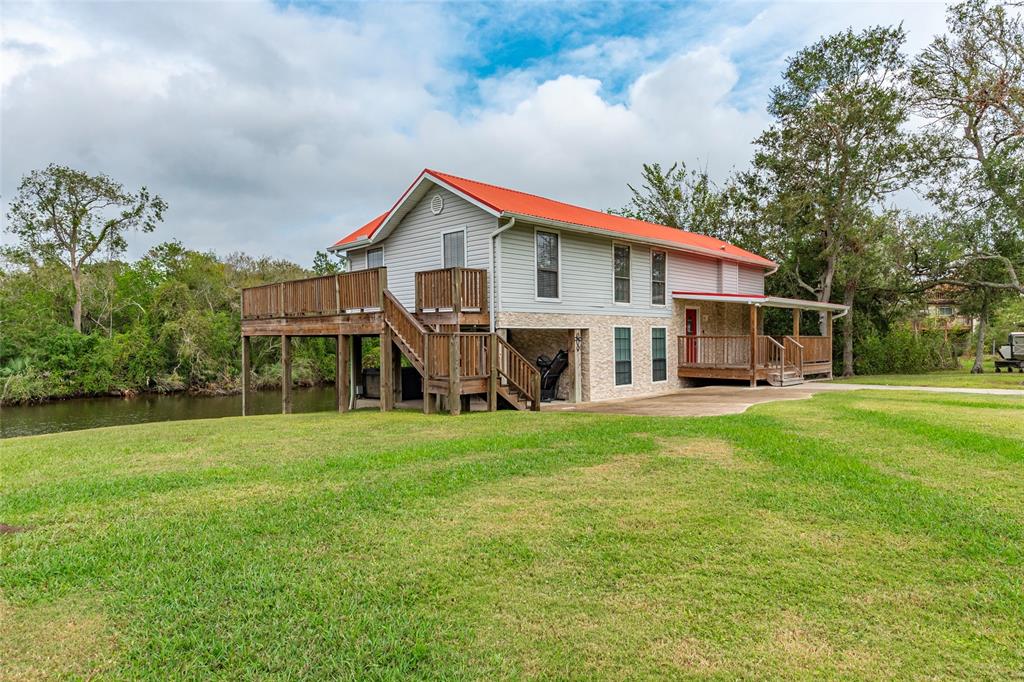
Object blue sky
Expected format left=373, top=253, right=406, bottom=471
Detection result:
left=2, top=1, right=950, bottom=263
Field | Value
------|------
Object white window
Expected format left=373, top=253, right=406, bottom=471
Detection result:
left=651, top=327, right=667, bottom=382
left=614, top=244, right=630, bottom=303
left=536, top=230, right=560, bottom=299
left=366, top=247, right=383, bottom=269
left=614, top=327, right=632, bottom=386
left=651, top=250, right=666, bottom=305
left=442, top=229, right=466, bottom=268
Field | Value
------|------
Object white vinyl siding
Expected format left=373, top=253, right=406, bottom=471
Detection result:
left=667, top=251, right=719, bottom=293
left=498, top=222, right=668, bottom=317
left=347, top=186, right=495, bottom=309
left=347, top=250, right=367, bottom=271
left=719, top=261, right=740, bottom=294
left=738, top=265, right=765, bottom=295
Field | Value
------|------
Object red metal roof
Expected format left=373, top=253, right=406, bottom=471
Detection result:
left=332, top=169, right=775, bottom=267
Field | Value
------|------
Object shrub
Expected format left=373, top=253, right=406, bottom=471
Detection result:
left=855, top=328, right=957, bottom=375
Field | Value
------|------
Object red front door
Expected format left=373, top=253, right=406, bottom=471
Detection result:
left=685, top=308, right=698, bottom=363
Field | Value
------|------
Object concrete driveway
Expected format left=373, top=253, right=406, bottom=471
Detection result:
left=542, top=382, right=1022, bottom=417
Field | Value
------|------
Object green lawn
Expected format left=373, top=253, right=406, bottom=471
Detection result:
left=834, top=357, right=1024, bottom=389
left=3, top=392, right=1023, bottom=679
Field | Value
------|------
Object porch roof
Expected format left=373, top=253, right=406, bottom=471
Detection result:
left=672, top=291, right=848, bottom=314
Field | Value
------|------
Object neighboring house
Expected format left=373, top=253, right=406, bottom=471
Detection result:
left=240, top=169, right=847, bottom=414
left=915, top=294, right=977, bottom=333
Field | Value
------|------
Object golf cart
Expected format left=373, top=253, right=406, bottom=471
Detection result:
left=994, top=332, right=1024, bottom=372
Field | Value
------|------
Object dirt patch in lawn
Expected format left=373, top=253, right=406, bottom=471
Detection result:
left=0, top=523, right=31, bottom=534
left=655, top=437, right=762, bottom=471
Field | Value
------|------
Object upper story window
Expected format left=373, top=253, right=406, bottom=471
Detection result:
left=651, top=250, right=666, bottom=305
left=442, top=230, right=465, bottom=268
left=366, top=247, right=384, bottom=269
left=613, top=244, right=630, bottom=303
left=536, top=230, right=560, bottom=299
left=937, top=305, right=954, bottom=317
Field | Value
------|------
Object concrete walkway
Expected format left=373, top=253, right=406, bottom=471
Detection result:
left=542, top=382, right=1021, bottom=418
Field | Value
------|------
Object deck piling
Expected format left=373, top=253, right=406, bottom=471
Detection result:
left=281, top=334, right=292, bottom=414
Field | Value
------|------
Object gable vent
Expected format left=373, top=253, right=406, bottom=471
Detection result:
left=430, top=194, right=444, bottom=215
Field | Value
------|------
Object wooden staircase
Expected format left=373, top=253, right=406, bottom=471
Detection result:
left=765, top=335, right=805, bottom=387
left=382, top=289, right=540, bottom=412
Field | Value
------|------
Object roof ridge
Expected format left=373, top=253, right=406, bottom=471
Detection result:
left=428, top=168, right=673, bottom=231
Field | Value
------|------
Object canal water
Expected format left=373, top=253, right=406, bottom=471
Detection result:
left=1, top=387, right=339, bottom=439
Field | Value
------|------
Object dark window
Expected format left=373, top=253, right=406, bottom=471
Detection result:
left=614, top=327, right=632, bottom=385
left=614, top=245, right=630, bottom=303
left=366, top=248, right=383, bottom=269
left=536, top=231, right=559, bottom=298
left=651, top=251, right=666, bottom=305
left=652, top=328, right=667, bottom=381
left=443, top=231, right=465, bottom=268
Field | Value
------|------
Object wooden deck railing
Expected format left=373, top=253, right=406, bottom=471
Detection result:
left=678, top=335, right=751, bottom=367
left=783, top=336, right=804, bottom=377
left=795, top=335, right=830, bottom=364
left=383, top=289, right=426, bottom=368
left=415, top=267, right=487, bottom=314
left=241, top=268, right=387, bottom=319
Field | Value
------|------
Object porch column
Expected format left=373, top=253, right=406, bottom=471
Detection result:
left=571, top=329, right=582, bottom=404
left=792, top=308, right=800, bottom=338
left=826, top=311, right=834, bottom=379
left=281, top=334, right=292, bottom=414
left=241, top=335, right=252, bottom=416
left=749, top=304, right=758, bottom=387
left=336, top=334, right=350, bottom=413
left=487, top=334, right=498, bottom=412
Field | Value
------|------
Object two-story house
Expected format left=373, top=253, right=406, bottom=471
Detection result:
left=240, top=169, right=847, bottom=414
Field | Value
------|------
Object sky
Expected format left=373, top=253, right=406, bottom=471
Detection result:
left=1, top=0, right=953, bottom=266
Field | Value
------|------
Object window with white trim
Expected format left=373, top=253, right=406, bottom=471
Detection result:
left=366, top=247, right=383, bottom=269
left=442, top=230, right=465, bottom=268
left=651, top=328, right=667, bottom=381
left=536, top=231, right=559, bottom=299
left=651, top=250, right=666, bottom=305
left=614, top=327, right=632, bottom=386
left=614, top=244, right=630, bottom=303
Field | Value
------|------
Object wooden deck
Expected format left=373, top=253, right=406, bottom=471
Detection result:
left=240, top=267, right=540, bottom=415
left=677, top=309, right=834, bottom=386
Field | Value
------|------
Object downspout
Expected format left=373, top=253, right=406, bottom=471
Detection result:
left=488, top=216, right=516, bottom=332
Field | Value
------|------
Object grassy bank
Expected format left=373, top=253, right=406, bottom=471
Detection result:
left=2, top=392, right=1022, bottom=679
left=835, top=356, right=1024, bottom=389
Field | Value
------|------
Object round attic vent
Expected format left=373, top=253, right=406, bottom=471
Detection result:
left=430, top=194, right=444, bottom=215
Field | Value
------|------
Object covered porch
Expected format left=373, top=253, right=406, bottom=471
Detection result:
left=673, top=293, right=847, bottom=386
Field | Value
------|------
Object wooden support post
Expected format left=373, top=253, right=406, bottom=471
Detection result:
left=452, top=267, right=462, bottom=316
left=749, top=304, right=758, bottom=388
left=792, top=308, right=800, bottom=338
left=487, top=334, right=498, bottom=412
left=281, top=334, right=292, bottom=414
left=826, top=311, right=834, bottom=379
left=377, top=267, right=388, bottom=310
left=448, top=333, right=461, bottom=415
left=241, top=335, right=252, bottom=416
left=380, top=328, right=394, bottom=412
left=336, top=334, right=349, bottom=413
left=531, top=370, right=542, bottom=411
left=423, top=341, right=434, bottom=414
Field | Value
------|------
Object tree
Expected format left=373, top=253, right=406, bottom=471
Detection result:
left=743, top=25, right=924, bottom=375
left=910, top=0, right=1024, bottom=371
left=614, top=162, right=727, bottom=235
left=6, top=165, right=166, bottom=332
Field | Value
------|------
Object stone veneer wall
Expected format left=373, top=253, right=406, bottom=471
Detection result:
left=496, top=311, right=686, bottom=402
left=505, top=328, right=574, bottom=400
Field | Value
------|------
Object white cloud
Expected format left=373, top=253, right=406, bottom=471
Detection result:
left=1, top=1, right=951, bottom=265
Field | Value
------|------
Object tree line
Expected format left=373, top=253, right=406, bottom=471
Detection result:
left=2, top=0, right=1021, bottom=404
left=616, top=0, right=1023, bottom=375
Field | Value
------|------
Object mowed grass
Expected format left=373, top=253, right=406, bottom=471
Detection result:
left=2, top=391, right=1023, bottom=680
left=834, top=357, right=1024, bottom=389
